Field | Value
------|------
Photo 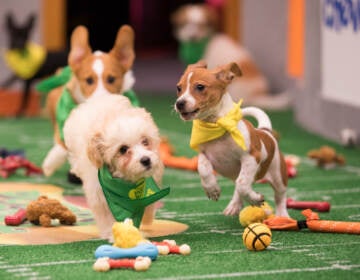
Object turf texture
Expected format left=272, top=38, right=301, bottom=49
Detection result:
left=0, top=93, right=360, bottom=280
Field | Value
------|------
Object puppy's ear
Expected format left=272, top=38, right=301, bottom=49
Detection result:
left=87, top=133, right=105, bottom=168
left=6, top=12, right=15, bottom=30
left=25, top=13, right=36, bottom=32
left=68, top=25, right=92, bottom=70
left=110, top=25, right=135, bottom=71
left=215, top=62, right=242, bottom=84
left=188, top=60, right=208, bottom=70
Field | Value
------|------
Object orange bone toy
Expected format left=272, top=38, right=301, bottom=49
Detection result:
left=93, top=256, right=151, bottom=272
left=264, top=209, right=360, bottom=234
left=159, top=138, right=198, bottom=171
left=152, top=239, right=191, bottom=255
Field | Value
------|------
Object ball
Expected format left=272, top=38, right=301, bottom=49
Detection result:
left=242, top=223, right=272, bottom=251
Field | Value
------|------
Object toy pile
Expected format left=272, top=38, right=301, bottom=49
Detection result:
left=93, top=219, right=191, bottom=272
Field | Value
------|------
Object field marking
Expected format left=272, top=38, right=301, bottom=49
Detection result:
left=0, top=259, right=93, bottom=270
left=145, top=263, right=360, bottom=280
left=205, top=241, right=360, bottom=255
left=164, top=187, right=360, bottom=203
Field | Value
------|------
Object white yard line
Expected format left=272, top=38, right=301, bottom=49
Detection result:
left=145, top=263, right=360, bottom=280
left=0, top=259, right=93, bottom=270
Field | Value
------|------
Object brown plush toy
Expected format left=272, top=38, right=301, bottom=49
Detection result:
left=26, top=195, right=77, bottom=227
left=307, top=145, right=345, bottom=168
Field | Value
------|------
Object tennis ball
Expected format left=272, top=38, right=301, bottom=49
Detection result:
left=242, top=223, right=272, bottom=251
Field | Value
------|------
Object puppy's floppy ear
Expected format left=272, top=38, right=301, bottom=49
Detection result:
left=110, top=25, right=135, bottom=71
left=215, top=62, right=242, bottom=84
left=87, top=132, right=106, bottom=168
left=187, top=60, right=208, bottom=70
left=68, top=25, right=92, bottom=70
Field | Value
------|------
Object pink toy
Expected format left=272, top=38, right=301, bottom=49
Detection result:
left=4, top=208, right=27, bottom=226
left=152, top=239, right=191, bottom=255
left=0, top=155, right=42, bottom=178
left=93, top=256, right=151, bottom=272
left=287, top=198, right=331, bottom=212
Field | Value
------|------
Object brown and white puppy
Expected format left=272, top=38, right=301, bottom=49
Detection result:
left=171, top=3, right=291, bottom=110
left=174, top=61, right=289, bottom=217
left=64, top=94, right=163, bottom=241
left=42, top=24, right=135, bottom=177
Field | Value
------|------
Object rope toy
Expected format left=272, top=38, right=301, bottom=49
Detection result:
left=264, top=209, right=360, bottom=234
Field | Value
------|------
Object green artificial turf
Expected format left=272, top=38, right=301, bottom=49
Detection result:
left=0, top=93, right=360, bottom=280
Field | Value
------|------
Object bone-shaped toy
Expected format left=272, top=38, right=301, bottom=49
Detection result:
left=94, top=243, right=158, bottom=260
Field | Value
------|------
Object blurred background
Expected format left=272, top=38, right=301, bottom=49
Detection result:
left=0, top=0, right=359, bottom=146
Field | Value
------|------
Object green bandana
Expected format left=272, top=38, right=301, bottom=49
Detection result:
left=98, top=166, right=170, bottom=227
left=56, top=87, right=77, bottom=141
left=179, top=37, right=210, bottom=65
left=36, top=66, right=72, bottom=93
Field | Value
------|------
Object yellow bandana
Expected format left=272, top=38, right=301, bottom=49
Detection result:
left=4, top=42, right=46, bottom=79
left=190, top=100, right=247, bottom=151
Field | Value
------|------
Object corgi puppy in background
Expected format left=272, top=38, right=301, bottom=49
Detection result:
left=42, top=24, right=136, bottom=178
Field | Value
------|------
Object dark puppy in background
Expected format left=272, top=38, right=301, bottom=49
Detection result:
left=1, top=12, right=67, bottom=116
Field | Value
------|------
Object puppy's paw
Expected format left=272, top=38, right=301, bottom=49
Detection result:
left=223, top=201, right=240, bottom=216
left=247, top=193, right=265, bottom=206
left=204, top=184, right=221, bottom=201
left=42, top=164, right=54, bottom=177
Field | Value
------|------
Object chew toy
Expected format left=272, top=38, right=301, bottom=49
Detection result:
left=287, top=198, right=330, bottom=212
left=151, top=239, right=191, bottom=255
left=4, top=208, right=27, bottom=226
left=242, top=223, right=272, bottom=251
left=95, top=243, right=158, bottom=260
left=93, top=256, right=151, bottom=272
left=264, top=209, right=360, bottom=234
left=159, top=138, right=198, bottom=171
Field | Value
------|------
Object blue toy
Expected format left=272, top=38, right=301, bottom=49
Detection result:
left=94, top=243, right=158, bottom=261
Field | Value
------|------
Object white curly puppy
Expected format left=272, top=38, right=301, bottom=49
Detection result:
left=63, top=94, right=166, bottom=241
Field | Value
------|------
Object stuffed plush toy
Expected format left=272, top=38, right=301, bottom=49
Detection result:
left=112, top=218, right=147, bottom=248
left=239, top=202, right=274, bottom=227
left=26, top=195, right=77, bottom=227
left=307, top=145, right=345, bottom=168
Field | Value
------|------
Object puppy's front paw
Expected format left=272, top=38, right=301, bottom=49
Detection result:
left=247, top=193, right=265, bottom=206
left=204, top=184, right=221, bottom=201
left=223, top=201, right=240, bottom=216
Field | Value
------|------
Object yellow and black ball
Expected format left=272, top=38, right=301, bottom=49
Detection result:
left=242, top=222, right=272, bottom=251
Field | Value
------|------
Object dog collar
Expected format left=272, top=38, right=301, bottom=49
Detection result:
left=178, top=37, right=210, bottom=64
left=190, top=100, right=247, bottom=151
left=98, top=166, right=170, bottom=227
left=4, top=42, right=46, bottom=79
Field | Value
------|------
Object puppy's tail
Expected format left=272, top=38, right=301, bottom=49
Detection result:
left=242, top=107, right=272, bottom=130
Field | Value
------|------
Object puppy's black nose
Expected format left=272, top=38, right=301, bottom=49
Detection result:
left=140, top=156, right=151, bottom=167
left=176, top=100, right=186, bottom=111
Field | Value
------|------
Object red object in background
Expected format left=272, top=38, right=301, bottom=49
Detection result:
left=286, top=198, right=331, bottom=212
left=4, top=208, right=27, bottom=226
left=0, top=155, right=43, bottom=178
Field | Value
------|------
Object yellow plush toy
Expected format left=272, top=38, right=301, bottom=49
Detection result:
left=239, top=202, right=274, bottom=227
left=112, top=218, right=147, bottom=248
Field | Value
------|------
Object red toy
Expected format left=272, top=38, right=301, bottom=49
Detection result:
left=0, top=155, right=42, bottom=178
left=152, top=239, right=191, bottom=255
left=287, top=198, right=331, bottom=212
left=4, top=208, right=27, bottom=226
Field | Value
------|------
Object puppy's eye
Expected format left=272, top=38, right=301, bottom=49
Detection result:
left=176, top=85, right=182, bottom=93
left=119, top=145, right=129, bottom=155
left=107, top=75, right=115, bottom=84
left=142, top=138, right=149, bottom=146
left=85, top=77, right=94, bottom=85
left=196, top=84, right=205, bottom=91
